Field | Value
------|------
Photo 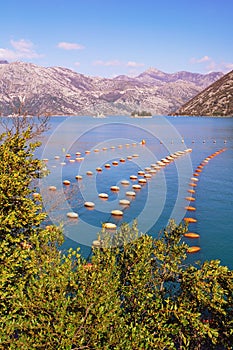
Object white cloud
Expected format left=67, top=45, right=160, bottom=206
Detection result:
left=92, top=60, right=145, bottom=69
left=190, top=55, right=211, bottom=64
left=92, top=60, right=121, bottom=67
left=0, top=39, right=41, bottom=60
left=197, top=55, right=211, bottom=63
left=57, top=42, right=84, bottom=50
left=74, top=61, right=81, bottom=67
left=222, top=62, right=233, bottom=71
left=207, top=61, right=233, bottom=73
left=0, top=48, right=17, bottom=60
left=126, top=61, right=145, bottom=67
left=190, top=55, right=233, bottom=73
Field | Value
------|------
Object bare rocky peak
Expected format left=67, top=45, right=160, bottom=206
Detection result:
left=0, top=61, right=225, bottom=116
left=136, top=67, right=223, bottom=86
left=174, top=70, right=233, bottom=116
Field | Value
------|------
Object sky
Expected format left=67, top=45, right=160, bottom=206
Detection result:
left=0, top=0, right=233, bottom=77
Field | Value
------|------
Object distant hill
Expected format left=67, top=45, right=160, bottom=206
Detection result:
left=0, top=61, right=223, bottom=116
left=174, top=70, right=233, bottom=116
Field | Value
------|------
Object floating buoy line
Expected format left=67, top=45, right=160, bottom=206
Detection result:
left=42, top=138, right=227, bottom=250
left=42, top=140, right=192, bottom=235
left=184, top=147, right=227, bottom=254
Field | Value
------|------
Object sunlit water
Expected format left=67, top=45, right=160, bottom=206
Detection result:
left=2, top=115, right=233, bottom=268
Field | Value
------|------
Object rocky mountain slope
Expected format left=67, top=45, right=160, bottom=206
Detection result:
left=0, top=61, right=223, bottom=116
left=174, top=70, right=233, bottom=116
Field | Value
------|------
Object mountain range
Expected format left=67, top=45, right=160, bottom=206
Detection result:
left=0, top=61, right=224, bottom=116
left=174, top=69, right=233, bottom=116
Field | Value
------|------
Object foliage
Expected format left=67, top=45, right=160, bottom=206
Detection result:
left=131, top=110, right=152, bottom=116
left=0, top=128, right=232, bottom=349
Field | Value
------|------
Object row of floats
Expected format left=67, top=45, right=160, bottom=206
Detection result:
left=62, top=148, right=193, bottom=220
left=41, top=138, right=227, bottom=167
left=37, top=146, right=193, bottom=229
left=42, top=140, right=147, bottom=165
left=38, top=140, right=227, bottom=254
left=183, top=148, right=227, bottom=254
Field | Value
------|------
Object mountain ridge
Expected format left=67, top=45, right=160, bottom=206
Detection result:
left=0, top=61, right=224, bottom=116
left=174, top=70, right=233, bottom=116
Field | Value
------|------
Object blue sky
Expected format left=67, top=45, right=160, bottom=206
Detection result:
left=1, top=0, right=232, bottom=77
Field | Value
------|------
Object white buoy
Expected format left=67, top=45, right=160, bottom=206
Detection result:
left=161, top=158, right=170, bottom=164
left=96, top=167, right=102, bottom=172
left=144, top=173, right=152, bottom=179
left=138, top=171, right=145, bottom=176
left=191, top=177, right=198, bottom=182
left=132, top=184, right=141, bottom=190
left=49, top=186, right=57, bottom=191
left=92, top=240, right=101, bottom=247
left=75, top=175, right=83, bottom=180
left=105, top=163, right=111, bottom=168
left=121, top=180, right=130, bottom=185
left=54, top=155, right=60, bottom=159
left=130, top=175, right=137, bottom=180
left=111, top=186, right=120, bottom=191
left=157, top=161, right=165, bottom=166
left=86, top=171, right=93, bottom=175
left=67, top=212, right=78, bottom=219
left=138, top=178, right=147, bottom=184
left=126, top=191, right=136, bottom=196
left=99, top=193, right=109, bottom=199
left=111, top=210, right=123, bottom=216
left=84, top=201, right=95, bottom=208
left=112, top=161, right=118, bottom=166
left=102, top=223, right=117, bottom=230
left=63, top=180, right=70, bottom=185
left=119, top=199, right=130, bottom=206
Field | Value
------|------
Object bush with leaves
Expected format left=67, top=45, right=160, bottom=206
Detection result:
left=0, top=127, right=232, bottom=350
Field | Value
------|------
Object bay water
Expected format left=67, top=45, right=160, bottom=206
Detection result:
left=6, top=115, right=233, bottom=268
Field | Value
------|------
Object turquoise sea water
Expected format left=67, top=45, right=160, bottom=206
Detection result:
left=7, top=115, right=233, bottom=268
